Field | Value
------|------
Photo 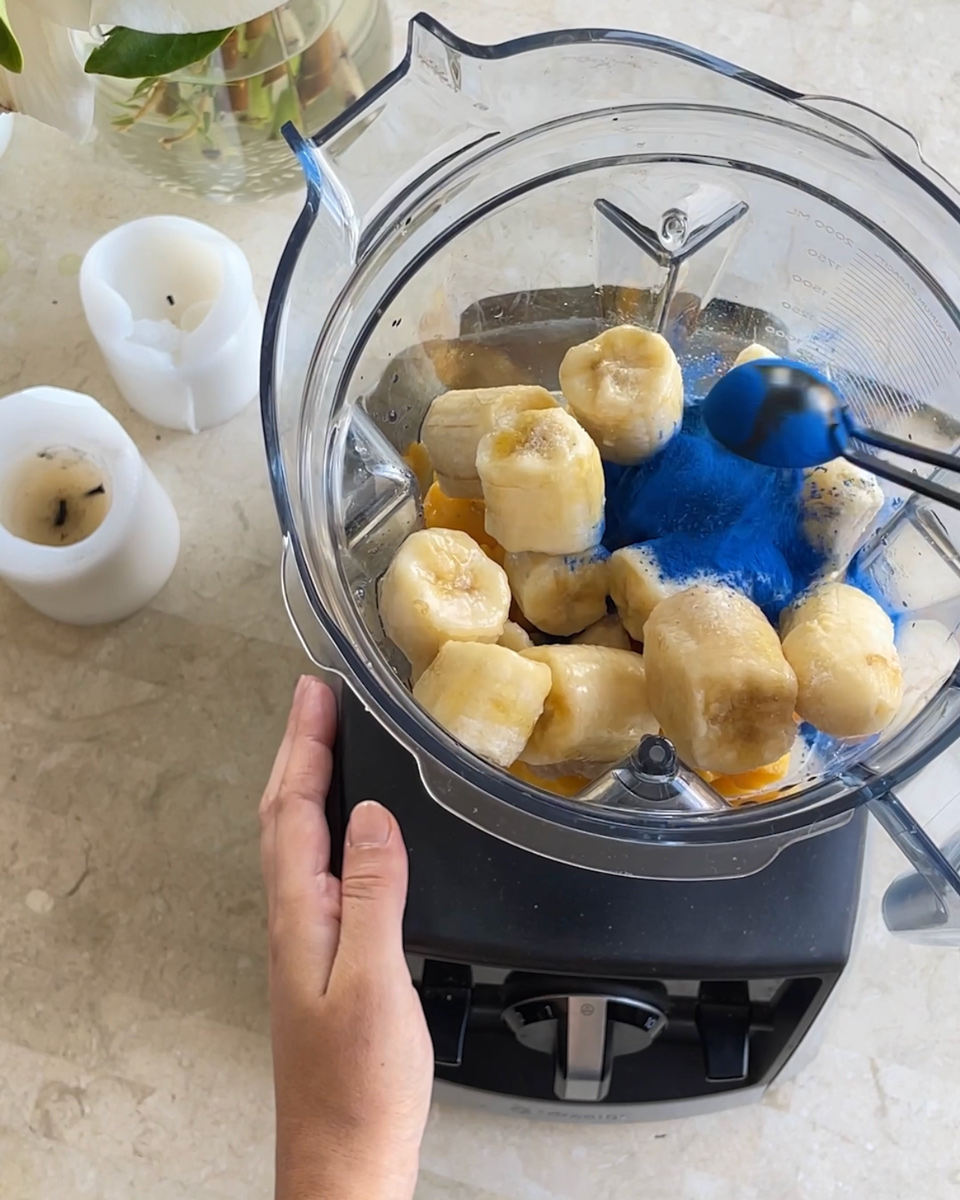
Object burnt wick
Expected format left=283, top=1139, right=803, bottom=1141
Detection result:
left=84, top=483, right=106, bottom=497
left=54, top=498, right=68, bottom=528
left=166, top=294, right=175, bottom=306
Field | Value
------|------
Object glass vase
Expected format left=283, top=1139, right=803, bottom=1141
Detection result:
left=90, top=0, right=391, bottom=201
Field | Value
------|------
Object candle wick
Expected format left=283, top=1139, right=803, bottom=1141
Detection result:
left=54, top=498, right=68, bottom=528
left=85, top=483, right=106, bottom=497
left=166, top=294, right=175, bottom=306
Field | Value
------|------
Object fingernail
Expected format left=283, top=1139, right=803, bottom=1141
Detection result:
left=347, top=800, right=392, bottom=847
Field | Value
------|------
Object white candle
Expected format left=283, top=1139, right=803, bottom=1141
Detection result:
left=79, top=216, right=262, bottom=434
left=0, top=114, right=12, bottom=160
left=0, top=386, right=180, bottom=625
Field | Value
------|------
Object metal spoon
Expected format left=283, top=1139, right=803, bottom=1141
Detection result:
left=702, top=358, right=960, bottom=511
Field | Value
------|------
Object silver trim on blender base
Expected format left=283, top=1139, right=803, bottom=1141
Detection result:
left=432, top=1078, right=768, bottom=1123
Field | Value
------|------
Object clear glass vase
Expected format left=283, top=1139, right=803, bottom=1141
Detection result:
left=90, top=0, right=391, bottom=201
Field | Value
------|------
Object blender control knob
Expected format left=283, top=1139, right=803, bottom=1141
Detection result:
left=503, top=994, right=667, bottom=1102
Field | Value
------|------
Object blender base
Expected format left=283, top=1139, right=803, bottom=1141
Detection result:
left=330, top=689, right=867, bottom=1121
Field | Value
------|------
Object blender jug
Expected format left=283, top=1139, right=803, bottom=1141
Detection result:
left=261, top=16, right=960, bottom=943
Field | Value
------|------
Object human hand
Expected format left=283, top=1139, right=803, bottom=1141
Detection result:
left=260, top=675, right=434, bottom=1200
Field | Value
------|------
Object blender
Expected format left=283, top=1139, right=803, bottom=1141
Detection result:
left=260, top=16, right=960, bottom=1119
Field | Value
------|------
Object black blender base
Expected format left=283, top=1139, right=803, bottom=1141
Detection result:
left=330, top=689, right=867, bottom=1115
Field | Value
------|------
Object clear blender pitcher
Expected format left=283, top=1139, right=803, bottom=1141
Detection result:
left=261, top=15, right=960, bottom=943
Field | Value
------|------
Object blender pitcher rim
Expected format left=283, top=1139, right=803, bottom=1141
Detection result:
left=260, top=15, right=960, bottom=855
left=305, top=12, right=960, bottom=213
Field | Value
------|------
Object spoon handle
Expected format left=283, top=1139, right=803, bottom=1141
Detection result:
left=844, top=448, right=960, bottom=512
left=850, top=421, right=960, bottom=473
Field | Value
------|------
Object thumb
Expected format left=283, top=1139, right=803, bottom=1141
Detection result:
left=334, top=800, right=410, bottom=981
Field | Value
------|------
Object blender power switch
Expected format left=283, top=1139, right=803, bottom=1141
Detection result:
left=696, top=982, right=751, bottom=1082
left=420, top=960, right=472, bottom=1068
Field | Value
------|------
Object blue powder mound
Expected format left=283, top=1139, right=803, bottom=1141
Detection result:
left=601, top=415, right=829, bottom=614
left=641, top=529, right=794, bottom=621
left=603, top=432, right=798, bottom=550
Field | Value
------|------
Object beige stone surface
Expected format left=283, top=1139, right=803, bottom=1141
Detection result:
left=2, top=0, right=960, bottom=1197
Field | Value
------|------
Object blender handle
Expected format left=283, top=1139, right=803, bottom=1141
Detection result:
left=286, top=16, right=502, bottom=239
left=868, top=791, right=960, bottom=943
left=280, top=538, right=347, bottom=678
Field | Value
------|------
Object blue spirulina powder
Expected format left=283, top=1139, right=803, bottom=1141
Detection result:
left=602, top=401, right=827, bottom=621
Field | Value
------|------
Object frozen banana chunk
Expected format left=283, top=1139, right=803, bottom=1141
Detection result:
left=414, top=642, right=552, bottom=767
left=573, top=614, right=632, bottom=650
left=611, top=532, right=794, bottom=635
left=519, top=644, right=658, bottom=767
left=801, top=459, right=883, bottom=568
left=420, top=384, right=557, bottom=498
left=780, top=581, right=902, bottom=737
left=498, top=620, right=535, bottom=652
left=378, top=528, right=510, bottom=675
left=609, top=544, right=681, bottom=640
left=558, top=325, right=683, bottom=464
left=644, top=585, right=798, bottom=774
left=732, top=342, right=777, bottom=368
left=505, top=546, right=610, bottom=637
left=477, top=407, right=605, bottom=554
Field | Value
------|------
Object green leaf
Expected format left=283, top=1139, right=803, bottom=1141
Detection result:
left=84, top=26, right=234, bottom=80
left=131, top=76, right=159, bottom=99
left=0, top=0, right=23, bottom=74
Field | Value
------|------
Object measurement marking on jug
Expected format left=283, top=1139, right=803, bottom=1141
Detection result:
left=835, top=277, right=942, bottom=397
left=852, top=249, right=954, bottom=355
left=835, top=270, right=951, bottom=397
left=827, top=287, right=928, bottom=396
left=817, top=246, right=960, bottom=416
left=787, top=208, right=856, bottom=248
left=792, top=273, right=829, bottom=297
left=782, top=300, right=816, bottom=322
left=807, top=248, right=844, bottom=271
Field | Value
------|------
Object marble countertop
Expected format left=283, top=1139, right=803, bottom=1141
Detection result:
left=2, top=1, right=960, bottom=1197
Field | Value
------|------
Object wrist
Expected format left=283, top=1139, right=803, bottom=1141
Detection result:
left=276, top=1132, right=419, bottom=1200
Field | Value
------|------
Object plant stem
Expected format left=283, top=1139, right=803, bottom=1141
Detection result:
left=118, top=79, right=165, bottom=130
left=245, top=13, right=274, bottom=40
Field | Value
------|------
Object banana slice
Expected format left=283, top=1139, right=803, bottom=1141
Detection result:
left=558, top=325, right=683, bottom=464
left=519, top=644, right=658, bottom=767
left=504, top=547, right=610, bottom=637
left=573, top=614, right=632, bottom=650
left=420, top=384, right=557, bottom=499
left=780, top=581, right=902, bottom=737
left=414, top=641, right=552, bottom=767
left=378, top=528, right=511, bottom=675
left=499, top=620, right=534, bottom=652
left=610, top=531, right=794, bottom=636
left=609, top=544, right=681, bottom=640
left=644, top=584, right=798, bottom=774
left=477, top=407, right=605, bottom=554
left=801, top=459, right=883, bottom=568
left=732, top=342, right=777, bottom=368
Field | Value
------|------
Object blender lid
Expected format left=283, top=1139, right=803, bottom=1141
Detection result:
left=262, top=15, right=960, bottom=938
